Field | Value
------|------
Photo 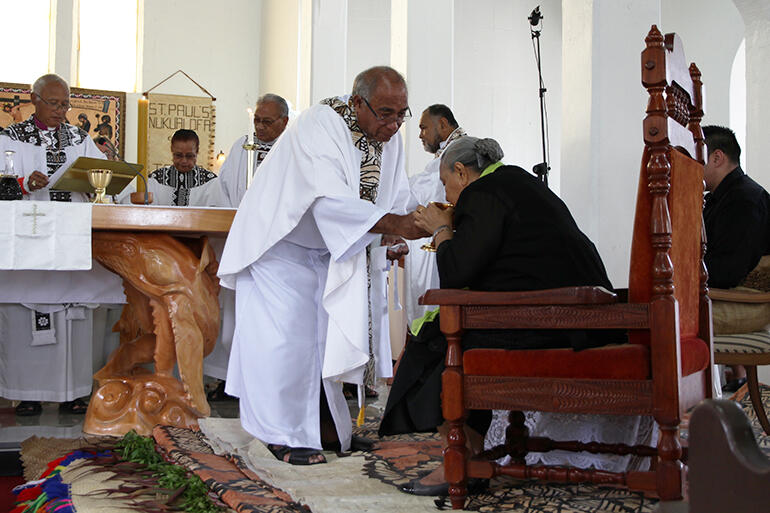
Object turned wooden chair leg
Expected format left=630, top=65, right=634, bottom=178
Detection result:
left=745, top=365, right=770, bottom=435
left=655, top=423, right=684, bottom=501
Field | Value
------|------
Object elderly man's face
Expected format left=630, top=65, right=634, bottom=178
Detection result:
left=419, top=111, right=442, bottom=154
left=171, top=140, right=198, bottom=173
left=31, top=81, right=70, bottom=128
left=253, top=101, right=288, bottom=143
left=353, top=82, right=409, bottom=143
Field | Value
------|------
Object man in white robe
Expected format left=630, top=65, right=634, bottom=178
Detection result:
left=117, top=129, right=220, bottom=206
left=0, top=73, right=118, bottom=416
left=218, top=67, right=425, bottom=464
left=403, top=105, right=466, bottom=325
left=217, top=93, right=289, bottom=208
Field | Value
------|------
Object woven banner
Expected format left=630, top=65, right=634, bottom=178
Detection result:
left=147, top=93, right=216, bottom=171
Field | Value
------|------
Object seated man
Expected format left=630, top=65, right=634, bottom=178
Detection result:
left=702, top=125, right=770, bottom=390
left=119, top=129, right=219, bottom=206
left=379, top=136, right=621, bottom=495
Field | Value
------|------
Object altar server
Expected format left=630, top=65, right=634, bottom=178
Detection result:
left=403, top=104, right=466, bottom=324
left=218, top=66, right=425, bottom=465
left=216, top=93, right=289, bottom=208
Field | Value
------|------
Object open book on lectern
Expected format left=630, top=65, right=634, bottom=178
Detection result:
left=50, top=157, right=144, bottom=196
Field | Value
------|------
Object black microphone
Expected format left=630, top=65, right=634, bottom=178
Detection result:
left=95, top=136, right=149, bottom=205
left=528, top=5, right=542, bottom=26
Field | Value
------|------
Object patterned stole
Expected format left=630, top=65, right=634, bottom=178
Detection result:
left=435, top=126, right=467, bottom=158
left=3, top=117, right=91, bottom=202
left=253, top=136, right=275, bottom=170
left=320, top=96, right=384, bottom=391
left=319, top=97, right=382, bottom=203
left=149, top=165, right=217, bottom=206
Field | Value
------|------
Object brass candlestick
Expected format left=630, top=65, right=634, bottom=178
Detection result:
left=88, top=169, right=113, bottom=204
left=420, top=202, right=454, bottom=252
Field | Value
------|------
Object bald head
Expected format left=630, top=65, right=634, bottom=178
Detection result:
left=350, top=66, right=409, bottom=143
left=351, top=66, right=407, bottom=100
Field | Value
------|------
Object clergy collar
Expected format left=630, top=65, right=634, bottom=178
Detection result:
left=32, top=115, right=58, bottom=131
left=710, top=166, right=744, bottom=200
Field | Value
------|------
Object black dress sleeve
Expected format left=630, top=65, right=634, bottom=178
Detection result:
left=436, top=189, right=507, bottom=289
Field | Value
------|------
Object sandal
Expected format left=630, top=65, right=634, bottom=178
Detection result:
left=342, top=383, right=379, bottom=399
left=15, top=401, right=42, bottom=416
left=266, top=444, right=326, bottom=465
left=59, top=398, right=88, bottom=414
left=207, top=381, right=236, bottom=402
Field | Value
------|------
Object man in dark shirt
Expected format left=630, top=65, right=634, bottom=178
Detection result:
left=703, top=125, right=770, bottom=289
left=703, top=125, right=770, bottom=391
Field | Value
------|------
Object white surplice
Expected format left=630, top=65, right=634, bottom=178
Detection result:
left=218, top=99, right=412, bottom=451
left=216, top=135, right=276, bottom=208
left=403, top=155, right=445, bottom=324
left=0, top=121, right=123, bottom=403
left=116, top=166, right=222, bottom=207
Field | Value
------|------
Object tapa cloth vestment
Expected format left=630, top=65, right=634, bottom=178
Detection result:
left=218, top=98, right=413, bottom=451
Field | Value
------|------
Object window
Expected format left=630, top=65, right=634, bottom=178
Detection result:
left=78, top=0, right=139, bottom=92
left=4, top=0, right=51, bottom=85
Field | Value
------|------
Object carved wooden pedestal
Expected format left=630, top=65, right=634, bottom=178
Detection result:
left=83, top=225, right=224, bottom=436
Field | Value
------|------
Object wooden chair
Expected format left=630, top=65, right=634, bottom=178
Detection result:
left=421, top=25, right=713, bottom=509
left=709, top=286, right=770, bottom=434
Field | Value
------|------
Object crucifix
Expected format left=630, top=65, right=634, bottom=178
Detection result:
left=23, top=204, right=46, bottom=234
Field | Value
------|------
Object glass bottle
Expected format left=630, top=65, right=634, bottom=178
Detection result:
left=0, top=150, right=23, bottom=201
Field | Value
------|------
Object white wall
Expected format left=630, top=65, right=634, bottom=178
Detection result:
left=662, top=0, right=744, bottom=128
left=452, top=0, right=562, bottom=191
left=560, top=0, right=661, bottom=287
left=347, top=0, right=391, bottom=90
left=141, top=0, right=262, bottom=163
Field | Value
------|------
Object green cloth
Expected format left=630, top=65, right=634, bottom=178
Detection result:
left=410, top=161, right=503, bottom=336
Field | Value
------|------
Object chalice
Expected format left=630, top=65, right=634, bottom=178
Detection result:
left=88, top=169, right=113, bottom=204
left=420, top=202, right=454, bottom=252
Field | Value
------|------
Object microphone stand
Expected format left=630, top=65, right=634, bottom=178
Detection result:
left=530, top=14, right=550, bottom=186
left=99, top=137, right=150, bottom=205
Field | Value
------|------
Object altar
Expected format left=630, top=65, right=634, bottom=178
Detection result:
left=1, top=202, right=235, bottom=437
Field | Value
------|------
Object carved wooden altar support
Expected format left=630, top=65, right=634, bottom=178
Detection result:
left=83, top=205, right=235, bottom=436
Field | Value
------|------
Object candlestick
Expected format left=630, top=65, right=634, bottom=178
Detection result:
left=137, top=96, right=149, bottom=193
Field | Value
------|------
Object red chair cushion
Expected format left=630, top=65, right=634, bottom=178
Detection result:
left=463, top=337, right=709, bottom=379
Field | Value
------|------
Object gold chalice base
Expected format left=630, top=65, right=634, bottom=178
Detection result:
left=89, top=169, right=113, bottom=204
left=420, top=202, right=453, bottom=252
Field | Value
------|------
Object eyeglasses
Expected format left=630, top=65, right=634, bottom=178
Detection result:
left=173, top=152, right=197, bottom=160
left=254, top=117, right=277, bottom=127
left=361, top=97, right=411, bottom=124
left=34, top=94, right=71, bottom=112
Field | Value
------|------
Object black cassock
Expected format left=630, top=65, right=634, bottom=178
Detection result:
left=379, top=165, right=622, bottom=437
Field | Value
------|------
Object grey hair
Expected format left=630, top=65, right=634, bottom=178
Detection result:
left=257, top=93, right=289, bottom=118
left=440, top=136, right=504, bottom=172
left=32, top=74, right=69, bottom=96
left=351, top=66, right=407, bottom=99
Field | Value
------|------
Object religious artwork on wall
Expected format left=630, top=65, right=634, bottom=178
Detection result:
left=0, top=82, right=126, bottom=158
left=147, top=93, right=216, bottom=172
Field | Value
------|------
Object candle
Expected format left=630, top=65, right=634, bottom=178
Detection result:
left=136, top=96, right=149, bottom=193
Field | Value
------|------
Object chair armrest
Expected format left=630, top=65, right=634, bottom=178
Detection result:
left=709, top=288, right=770, bottom=304
left=419, top=286, right=617, bottom=306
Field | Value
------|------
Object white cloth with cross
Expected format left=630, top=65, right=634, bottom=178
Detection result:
left=0, top=200, right=92, bottom=270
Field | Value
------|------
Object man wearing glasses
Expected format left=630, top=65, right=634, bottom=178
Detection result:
left=0, top=73, right=110, bottom=418
left=217, top=93, right=290, bottom=208
left=218, top=66, right=427, bottom=465
left=1, top=74, right=105, bottom=202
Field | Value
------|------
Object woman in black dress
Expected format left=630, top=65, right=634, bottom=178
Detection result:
left=380, top=136, right=620, bottom=495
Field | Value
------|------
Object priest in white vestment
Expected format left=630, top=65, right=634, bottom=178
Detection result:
left=0, top=73, right=119, bottom=417
left=216, top=93, right=289, bottom=208
left=403, top=105, right=466, bottom=325
left=218, top=67, right=426, bottom=464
